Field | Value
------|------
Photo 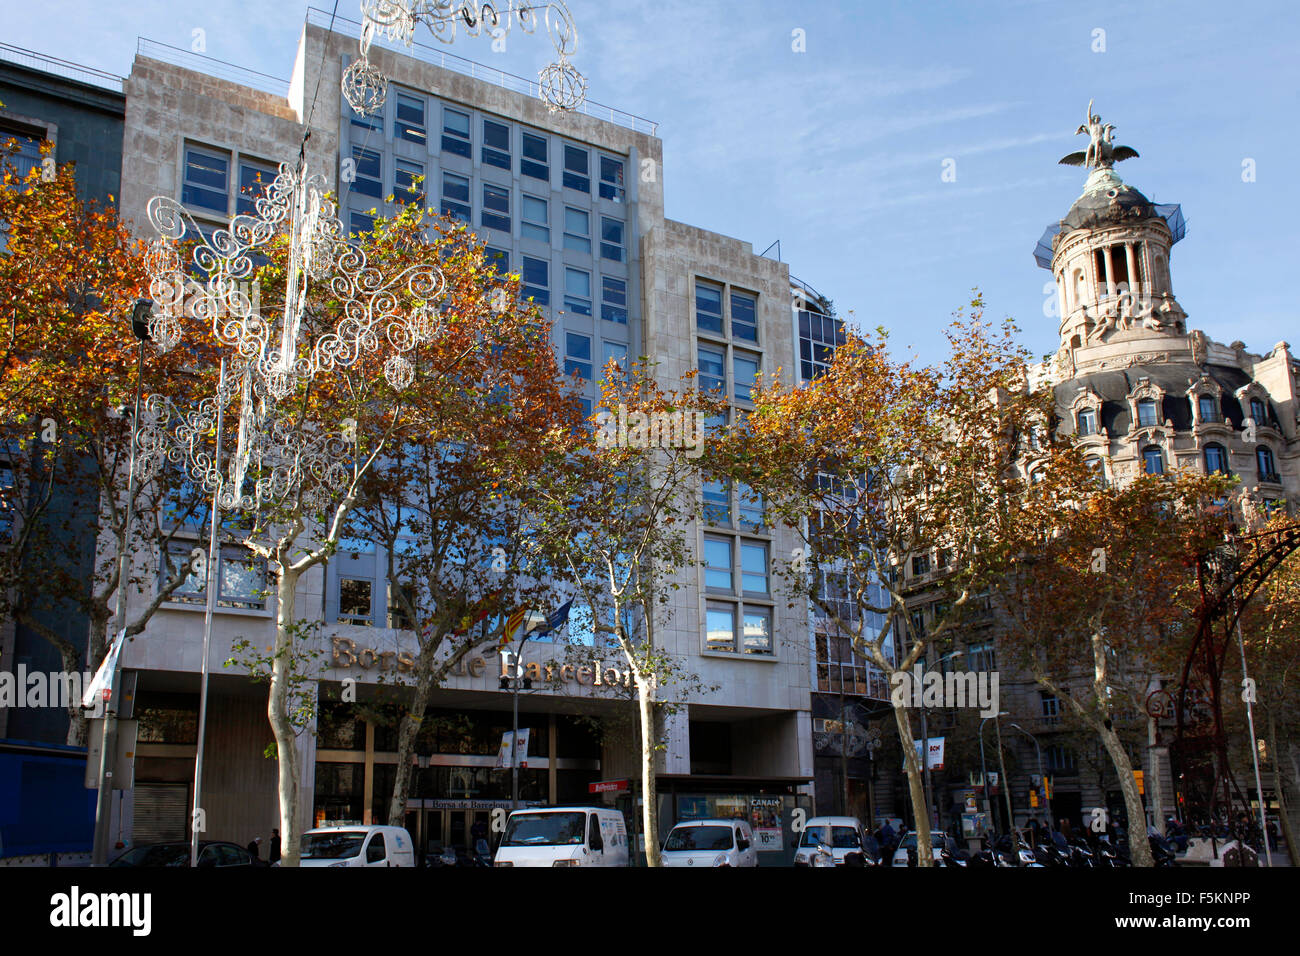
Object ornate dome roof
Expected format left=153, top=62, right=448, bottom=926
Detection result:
left=1061, top=168, right=1158, bottom=232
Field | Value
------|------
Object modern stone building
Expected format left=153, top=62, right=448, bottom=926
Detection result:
left=99, top=11, right=817, bottom=862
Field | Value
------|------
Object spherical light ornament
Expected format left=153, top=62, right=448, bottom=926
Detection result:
left=411, top=303, right=438, bottom=343
left=149, top=313, right=182, bottom=354
left=384, top=354, right=415, bottom=390
left=265, top=365, right=296, bottom=400
left=539, top=57, right=587, bottom=113
left=342, top=57, right=389, bottom=117
left=144, top=238, right=181, bottom=278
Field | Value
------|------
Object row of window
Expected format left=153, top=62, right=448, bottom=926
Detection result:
left=698, top=343, right=760, bottom=403
left=696, top=281, right=758, bottom=344
left=1079, top=396, right=1271, bottom=435
left=352, top=92, right=627, bottom=202
left=1137, top=443, right=1279, bottom=480
left=182, top=144, right=277, bottom=218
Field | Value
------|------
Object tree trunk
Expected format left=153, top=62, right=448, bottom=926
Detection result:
left=891, top=698, right=933, bottom=866
left=635, top=670, right=661, bottom=868
left=59, top=640, right=87, bottom=746
left=1097, top=721, right=1154, bottom=866
left=387, top=652, right=437, bottom=827
left=269, top=566, right=303, bottom=867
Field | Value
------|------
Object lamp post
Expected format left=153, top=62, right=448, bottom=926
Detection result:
left=90, top=300, right=152, bottom=866
left=919, top=649, right=963, bottom=832
left=978, top=711, right=1010, bottom=849
left=1009, top=721, right=1053, bottom=832
left=500, top=630, right=533, bottom=811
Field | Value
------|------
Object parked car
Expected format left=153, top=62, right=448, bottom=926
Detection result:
left=494, top=807, right=629, bottom=867
left=109, top=841, right=260, bottom=868
left=792, top=816, right=876, bottom=866
left=890, top=831, right=951, bottom=867
left=661, top=818, right=759, bottom=867
left=298, top=825, right=415, bottom=867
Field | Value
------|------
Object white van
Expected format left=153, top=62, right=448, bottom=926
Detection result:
left=494, top=807, right=629, bottom=867
left=662, top=818, right=758, bottom=867
left=298, top=825, right=416, bottom=867
left=792, top=816, right=874, bottom=866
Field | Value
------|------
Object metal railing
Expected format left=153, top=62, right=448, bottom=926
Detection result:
left=305, top=7, right=658, bottom=136
left=0, top=42, right=123, bottom=93
left=134, top=38, right=290, bottom=98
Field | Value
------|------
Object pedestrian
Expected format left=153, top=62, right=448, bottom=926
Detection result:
left=879, top=819, right=896, bottom=852
left=1266, top=818, right=1278, bottom=852
left=270, top=829, right=281, bottom=864
left=247, top=837, right=261, bottom=861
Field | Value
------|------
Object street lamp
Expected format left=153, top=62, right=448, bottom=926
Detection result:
left=499, top=628, right=534, bottom=811
left=978, top=710, right=1010, bottom=850
left=90, top=301, right=152, bottom=866
left=1008, top=722, right=1053, bottom=833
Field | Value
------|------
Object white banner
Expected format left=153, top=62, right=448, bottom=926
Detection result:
left=913, top=736, right=945, bottom=771
left=81, top=630, right=125, bottom=709
left=495, top=729, right=530, bottom=769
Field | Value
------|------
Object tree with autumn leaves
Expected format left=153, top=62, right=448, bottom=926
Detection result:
left=0, top=141, right=218, bottom=745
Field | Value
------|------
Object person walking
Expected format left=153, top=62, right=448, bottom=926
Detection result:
left=270, top=829, right=281, bottom=864
left=247, top=837, right=261, bottom=862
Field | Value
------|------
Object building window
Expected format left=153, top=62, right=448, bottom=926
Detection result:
left=703, top=478, right=731, bottom=525
left=1258, top=446, right=1279, bottom=482
left=182, top=145, right=229, bottom=213
left=484, top=246, right=510, bottom=275
left=395, top=91, right=426, bottom=145
left=564, top=268, right=592, bottom=316
left=1198, top=395, right=1221, bottom=424
left=394, top=159, right=425, bottom=205
left=349, top=211, right=375, bottom=236
left=1085, top=456, right=1107, bottom=486
left=730, top=292, right=757, bottom=343
left=798, top=307, right=845, bottom=382
left=600, top=217, right=625, bottom=262
left=1142, top=445, right=1165, bottom=475
left=563, top=207, right=590, bottom=253
left=737, top=481, right=764, bottom=531
left=601, top=340, right=627, bottom=373
left=1041, top=693, right=1060, bottom=724
left=912, top=553, right=931, bottom=577
left=697, top=344, right=725, bottom=394
left=1077, top=407, right=1098, bottom=436
left=441, top=108, right=472, bottom=157
left=563, top=144, right=589, bottom=192
left=481, top=183, right=510, bottom=233
left=351, top=146, right=382, bottom=199
left=601, top=276, right=628, bottom=324
left=522, top=256, right=549, bottom=305
left=705, top=602, right=736, bottom=653
left=733, top=353, right=759, bottom=403
left=388, top=583, right=414, bottom=630
left=521, top=194, right=549, bottom=242
left=1250, top=397, right=1268, bottom=426
left=599, top=155, right=625, bottom=201
left=338, top=578, right=374, bottom=626
left=741, top=608, right=772, bottom=656
left=703, top=536, right=733, bottom=590
left=521, top=131, right=549, bottom=181
left=482, top=119, right=511, bottom=170
left=1204, top=443, right=1230, bottom=476
left=350, top=100, right=380, bottom=132
left=440, top=172, right=471, bottom=223
left=0, top=460, right=14, bottom=541
left=1137, top=398, right=1159, bottom=427
left=564, top=331, right=592, bottom=380
left=696, top=281, right=723, bottom=335
left=967, top=641, right=996, bottom=672
left=162, top=543, right=268, bottom=610
left=236, top=159, right=276, bottom=216
left=1046, top=745, right=1077, bottom=771
left=740, top=541, right=768, bottom=595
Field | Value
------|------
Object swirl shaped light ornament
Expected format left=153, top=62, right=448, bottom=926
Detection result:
left=137, top=160, right=446, bottom=513
left=344, top=0, right=588, bottom=116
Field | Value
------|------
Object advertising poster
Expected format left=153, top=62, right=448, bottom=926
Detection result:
left=495, top=728, right=530, bottom=768
left=750, top=796, right=783, bottom=851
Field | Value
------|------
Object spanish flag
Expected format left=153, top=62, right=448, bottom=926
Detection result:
left=500, top=607, right=527, bottom=648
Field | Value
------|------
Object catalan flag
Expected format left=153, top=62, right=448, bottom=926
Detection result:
left=500, top=607, right=528, bottom=648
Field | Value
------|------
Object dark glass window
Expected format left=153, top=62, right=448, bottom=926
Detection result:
left=730, top=292, right=757, bottom=342
left=599, top=155, right=625, bottom=201
left=696, top=282, right=723, bottom=334
left=482, top=119, right=511, bottom=170
left=481, top=183, right=510, bottom=233
left=182, top=146, right=228, bottom=213
left=1204, top=444, right=1230, bottom=475
left=395, top=92, right=426, bottom=144
left=1142, top=445, right=1165, bottom=475
left=565, top=331, right=592, bottom=380
left=563, top=144, right=589, bottom=192
left=1077, top=407, right=1098, bottom=436
left=1137, top=399, right=1159, bottom=427
left=395, top=159, right=424, bottom=204
left=236, top=161, right=275, bottom=216
left=698, top=344, right=725, bottom=393
left=601, top=276, right=628, bottom=324
left=600, top=217, right=625, bottom=262
left=521, top=131, right=549, bottom=181
left=351, top=146, right=382, bottom=198
left=522, top=255, right=549, bottom=305
left=441, top=172, right=470, bottom=222
left=1257, top=446, right=1278, bottom=481
left=441, top=108, right=471, bottom=157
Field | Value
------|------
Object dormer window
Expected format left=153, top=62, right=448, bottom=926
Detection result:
left=1137, top=399, right=1159, bottom=427
left=1077, top=408, right=1098, bottom=436
left=1249, top=397, right=1268, bottom=426
left=1198, top=395, right=1222, bottom=424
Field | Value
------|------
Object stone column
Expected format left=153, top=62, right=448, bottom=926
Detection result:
left=1103, top=245, right=1116, bottom=299
left=1125, top=243, right=1139, bottom=299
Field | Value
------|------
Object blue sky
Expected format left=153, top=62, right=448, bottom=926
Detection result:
left=8, top=0, right=1297, bottom=363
